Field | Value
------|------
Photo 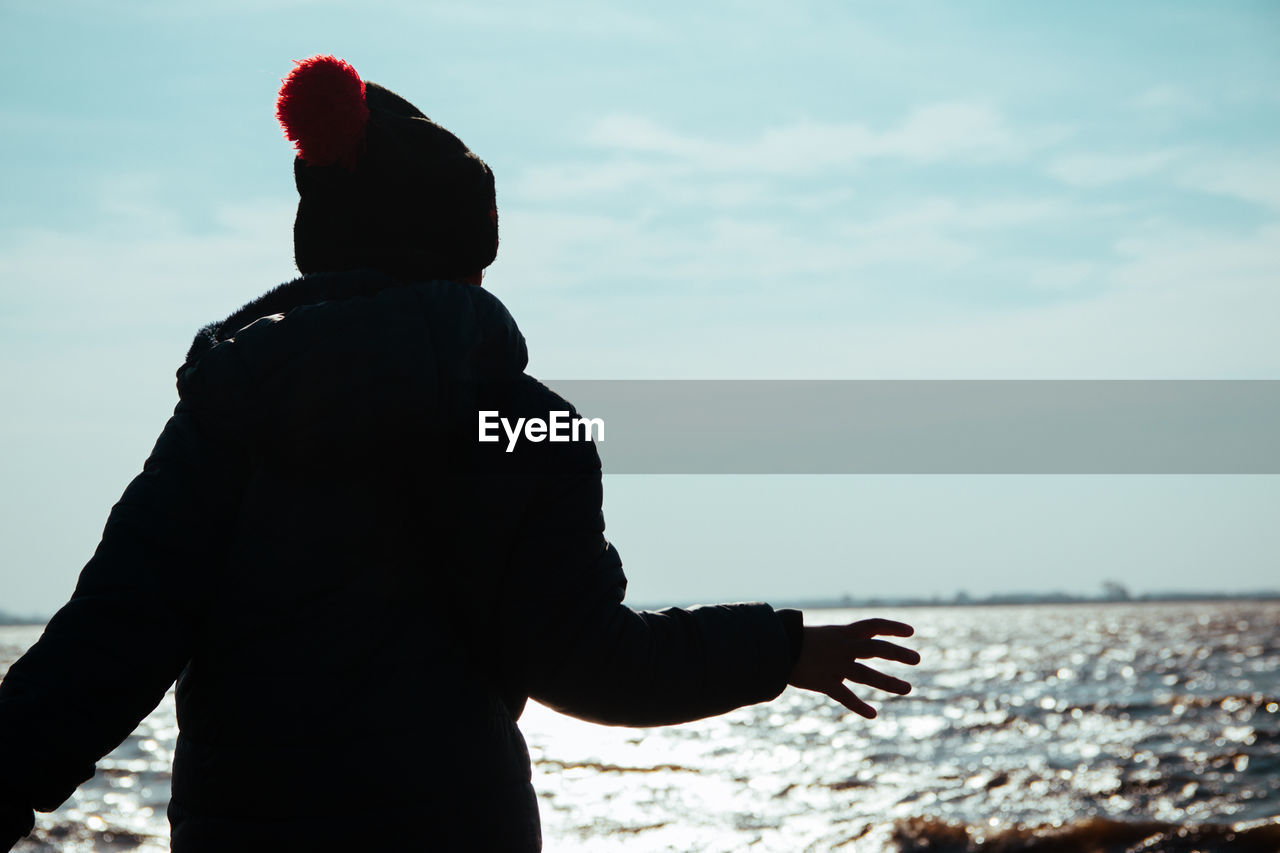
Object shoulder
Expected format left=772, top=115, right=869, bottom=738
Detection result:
left=176, top=273, right=529, bottom=401
left=173, top=273, right=530, bottom=451
left=180, top=272, right=526, bottom=385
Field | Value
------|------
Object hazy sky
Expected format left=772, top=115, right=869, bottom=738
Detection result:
left=2, top=1, right=1278, bottom=615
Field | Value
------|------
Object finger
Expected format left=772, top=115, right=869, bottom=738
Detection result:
left=827, top=683, right=877, bottom=719
left=846, top=638, right=921, bottom=665
left=846, top=662, right=912, bottom=695
left=846, top=619, right=914, bottom=639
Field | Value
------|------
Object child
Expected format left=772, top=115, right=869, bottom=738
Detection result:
left=0, top=56, right=917, bottom=851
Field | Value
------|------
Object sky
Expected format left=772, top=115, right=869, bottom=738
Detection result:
left=1, top=1, right=1278, bottom=616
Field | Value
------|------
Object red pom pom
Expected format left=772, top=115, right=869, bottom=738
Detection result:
left=276, top=55, right=369, bottom=168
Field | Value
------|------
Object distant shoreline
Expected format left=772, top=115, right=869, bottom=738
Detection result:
left=5, top=592, right=1277, bottom=626
left=0, top=615, right=46, bottom=627
left=636, top=591, right=1280, bottom=612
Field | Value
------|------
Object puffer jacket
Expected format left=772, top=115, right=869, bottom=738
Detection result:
left=0, top=270, right=800, bottom=851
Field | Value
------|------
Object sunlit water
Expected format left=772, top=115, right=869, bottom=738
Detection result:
left=3, top=601, right=1278, bottom=851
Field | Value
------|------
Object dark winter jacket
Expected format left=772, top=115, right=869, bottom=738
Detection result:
left=0, top=270, right=801, bottom=851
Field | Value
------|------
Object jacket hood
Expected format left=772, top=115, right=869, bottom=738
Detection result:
left=175, top=270, right=528, bottom=467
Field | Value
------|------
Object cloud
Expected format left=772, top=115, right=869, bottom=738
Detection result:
left=515, top=159, right=687, bottom=202
left=1131, top=85, right=1207, bottom=118
left=1027, top=261, right=1098, bottom=293
left=839, top=196, right=1076, bottom=233
left=515, top=101, right=1039, bottom=204
left=1046, top=149, right=1184, bottom=187
left=1177, top=157, right=1280, bottom=213
left=0, top=195, right=297, bottom=336
left=497, top=191, right=1095, bottom=306
left=1045, top=144, right=1280, bottom=214
left=1112, top=221, right=1280, bottom=293
left=424, top=1, right=663, bottom=38
left=876, top=102, right=1027, bottom=163
left=498, top=194, right=1280, bottom=380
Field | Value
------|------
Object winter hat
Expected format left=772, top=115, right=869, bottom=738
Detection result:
left=276, top=55, right=498, bottom=281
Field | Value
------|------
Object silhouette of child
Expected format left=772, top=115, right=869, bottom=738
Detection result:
left=0, top=56, right=918, bottom=851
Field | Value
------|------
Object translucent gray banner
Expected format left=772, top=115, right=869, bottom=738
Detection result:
left=531, top=380, right=1280, bottom=473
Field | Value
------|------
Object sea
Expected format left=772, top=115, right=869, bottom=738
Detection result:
left=2, top=600, right=1277, bottom=852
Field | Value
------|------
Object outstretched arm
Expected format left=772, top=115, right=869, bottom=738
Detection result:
left=488, top=446, right=913, bottom=725
left=467, top=438, right=795, bottom=725
left=463, top=380, right=918, bottom=727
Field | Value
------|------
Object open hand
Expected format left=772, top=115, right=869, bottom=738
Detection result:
left=787, top=618, right=919, bottom=718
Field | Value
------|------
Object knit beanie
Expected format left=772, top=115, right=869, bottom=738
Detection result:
left=276, top=55, right=498, bottom=281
